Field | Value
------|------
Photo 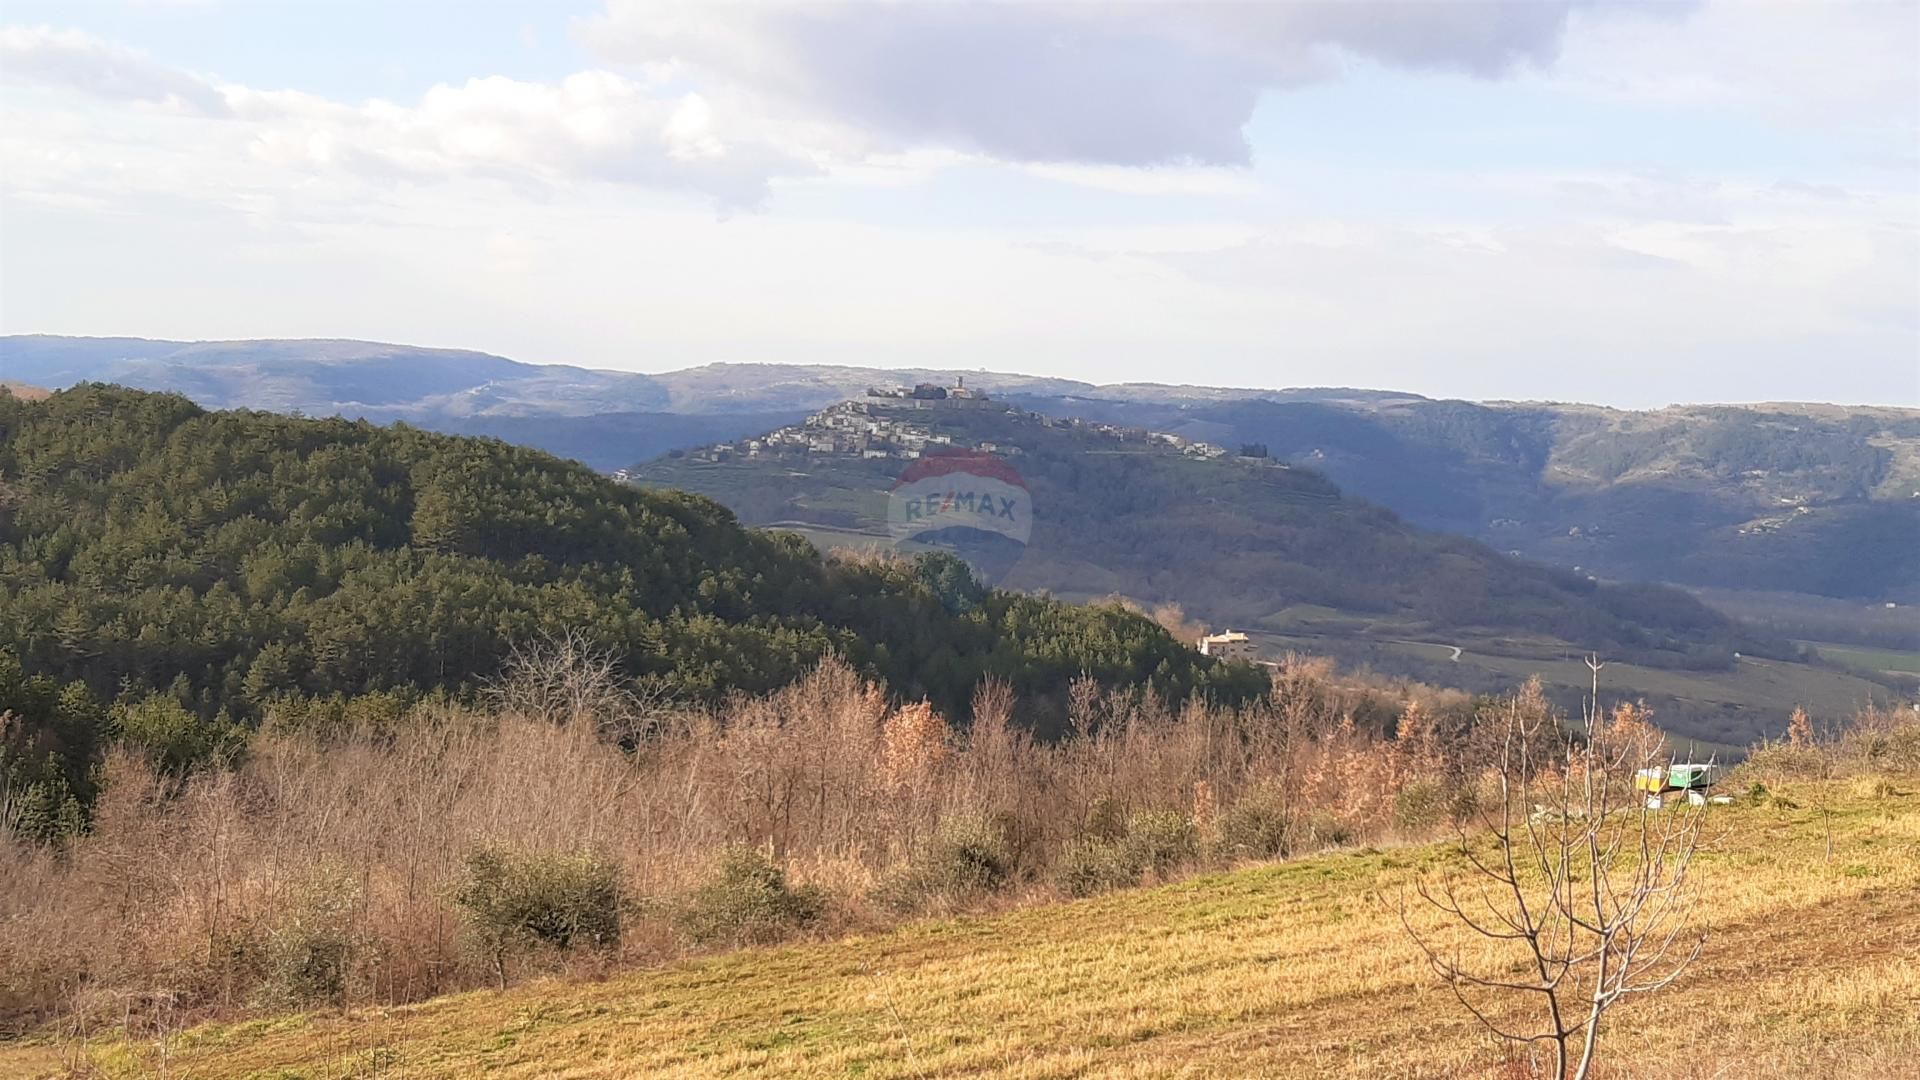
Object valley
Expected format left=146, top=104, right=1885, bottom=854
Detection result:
left=628, top=393, right=1890, bottom=744
left=997, top=394, right=1920, bottom=608
left=6, top=341, right=1913, bottom=744
left=10, top=336, right=1912, bottom=609
left=6, top=8, right=1915, bottom=1076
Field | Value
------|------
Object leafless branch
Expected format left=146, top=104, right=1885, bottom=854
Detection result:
left=1397, top=684, right=1709, bottom=1080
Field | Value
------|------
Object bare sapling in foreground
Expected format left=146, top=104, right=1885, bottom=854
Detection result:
left=1399, top=692, right=1709, bottom=1080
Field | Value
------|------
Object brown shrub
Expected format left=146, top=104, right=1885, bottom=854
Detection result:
left=0, top=652, right=1527, bottom=1035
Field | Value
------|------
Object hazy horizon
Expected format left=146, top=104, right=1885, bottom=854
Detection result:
left=9, top=329, right=1916, bottom=412
left=3, top=2, right=1917, bottom=408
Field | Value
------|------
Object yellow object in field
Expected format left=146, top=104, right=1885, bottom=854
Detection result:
left=1634, top=768, right=1668, bottom=794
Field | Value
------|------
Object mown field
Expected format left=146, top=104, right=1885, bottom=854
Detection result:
left=1430, top=648, right=1887, bottom=717
left=1801, top=641, right=1920, bottom=678
left=9, top=781, right=1917, bottom=1079
left=1248, top=632, right=1896, bottom=750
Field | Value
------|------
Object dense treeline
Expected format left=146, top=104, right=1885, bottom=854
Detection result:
left=0, top=387, right=1262, bottom=739
left=0, top=652, right=104, bottom=839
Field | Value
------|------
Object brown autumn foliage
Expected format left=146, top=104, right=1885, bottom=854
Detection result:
left=1743, top=700, right=1920, bottom=782
left=0, top=654, right=1475, bottom=1034
left=1786, top=705, right=1814, bottom=749
left=5, top=649, right=1904, bottom=1042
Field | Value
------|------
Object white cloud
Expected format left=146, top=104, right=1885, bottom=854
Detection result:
left=229, top=73, right=808, bottom=205
left=580, top=1, right=1629, bottom=166
left=12, top=2, right=1904, bottom=211
left=0, top=24, right=228, bottom=114
left=2, top=4, right=1913, bottom=406
left=1018, top=162, right=1260, bottom=196
left=574, top=1, right=1919, bottom=174
left=7, top=155, right=1914, bottom=405
left=1, top=26, right=808, bottom=206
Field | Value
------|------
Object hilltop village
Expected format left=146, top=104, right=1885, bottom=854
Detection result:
left=651, top=379, right=1232, bottom=466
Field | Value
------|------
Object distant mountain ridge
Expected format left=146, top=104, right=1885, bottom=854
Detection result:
left=997, top=394, right=1920, bottom=604
left=0, top=335, right=1433, bottom=473
left=6, top=335, right=1913, bottom=606
left=0, top=334, right=1419, bottom=418
left=0, top=335, right=676, bottom=417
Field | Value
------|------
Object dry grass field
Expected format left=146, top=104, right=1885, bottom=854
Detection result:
left=8, top=778, right=1916, bottom=1080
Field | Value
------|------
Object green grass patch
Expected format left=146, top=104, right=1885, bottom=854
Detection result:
left=1800, top=640, right=1920, bottom=676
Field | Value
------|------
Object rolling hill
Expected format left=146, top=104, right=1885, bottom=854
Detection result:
left=628, top=399, right=1768, bottom=663
left=0, top=383, right=50, bottom=402
left=0, top=335, right=677, bottom=416
left=0, top=385, right=1262, bottom=725
left=0, top=335, right=1132, bottom=421
left=8, top=335, right=1912, bottom=627
left=0, top=336, right=1440, bottom=474
left=626, top=399, right=1911, bottom=744
left=999, top=394, right=1920, bottom=608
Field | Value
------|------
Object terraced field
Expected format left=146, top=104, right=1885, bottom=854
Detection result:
left=9, top=781, right=1917, bottom=1079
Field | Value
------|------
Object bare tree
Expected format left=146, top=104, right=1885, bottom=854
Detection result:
left=483, top=629, right=668, bottom=744
left=1398, top=691, right=1709, bottom=1080
left=1582, top=653, right=1606, bottom=734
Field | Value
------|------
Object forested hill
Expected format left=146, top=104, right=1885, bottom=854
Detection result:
left=0, top=386, right=1263, bottom=721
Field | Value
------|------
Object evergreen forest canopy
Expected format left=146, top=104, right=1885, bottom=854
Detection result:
left=0, top=386, right=1263, bottom=730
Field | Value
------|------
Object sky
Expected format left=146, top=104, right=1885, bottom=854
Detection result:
left=1, top=1, right=1916, bottom=407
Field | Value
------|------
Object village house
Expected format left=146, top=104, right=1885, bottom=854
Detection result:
left=1197, top=630, right=1256, bottom=662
